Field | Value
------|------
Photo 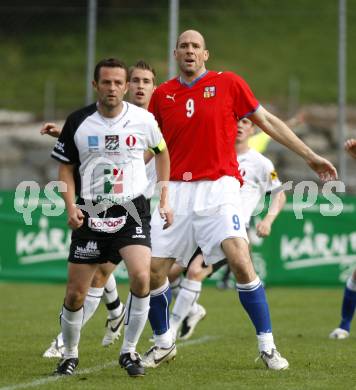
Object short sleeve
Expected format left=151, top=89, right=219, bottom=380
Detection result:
left=148, top=89, right=162, bottom=128
left=230, top=73, right=260, bottom=119
left=145, top=113, right=166, bottom=154
left=264, top=158, right=282, bottom=193
left=51, top=116, right=79, bottom=164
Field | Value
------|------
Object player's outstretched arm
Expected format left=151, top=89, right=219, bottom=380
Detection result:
left=250, top=106, right=338, bottom=182
left=58, top=163, right=84, bottom=230
left=40, top=122, right=62, bottom=138
left=345, top=138, right=356, bottom=159
left=154, top=147, right=173, bottom=229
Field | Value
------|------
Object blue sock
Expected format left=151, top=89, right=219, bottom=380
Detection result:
left=237, top=278, right=272, bottom=334
left=339, top=286, right=356, bottom=332
left=148, top=282, right=172, bottom=335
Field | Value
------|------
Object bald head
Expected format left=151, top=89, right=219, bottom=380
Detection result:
left=176, top=30, right=206, bottom=49
left=174, top=29, right=209, bottom=82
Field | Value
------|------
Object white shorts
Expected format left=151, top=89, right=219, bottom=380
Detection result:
left=151, top=176, right=248, bottom=267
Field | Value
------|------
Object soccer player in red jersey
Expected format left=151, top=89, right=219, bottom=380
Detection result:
left=142, top=29, right=337, bottom=371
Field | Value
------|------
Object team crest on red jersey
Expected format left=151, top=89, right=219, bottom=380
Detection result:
left=125, top=135, right=137, bottom=147
left=203, top=86, right=216, bottom=98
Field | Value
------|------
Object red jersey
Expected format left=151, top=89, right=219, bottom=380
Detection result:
left=149, top=70, right=259, bottom=182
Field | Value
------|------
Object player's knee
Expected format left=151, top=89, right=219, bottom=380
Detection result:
left=65, top=289, right=86, bottom=310
left=136, top=269, right=150, bottom=285
left=229, top=255, right=251, bottom=271
left=130, top=270, right=150, bottom=296
left=186, top=267, right=204, bottom=281
left=229, top=257, right=256, bottom=283
left=91, top=273, right=106, bottom=288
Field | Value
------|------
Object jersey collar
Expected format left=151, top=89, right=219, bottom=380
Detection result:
left=178, top=70, right=209, bottom=88
left=96, top=101, right=129, bottom=127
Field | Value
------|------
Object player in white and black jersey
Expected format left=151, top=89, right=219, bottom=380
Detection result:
left=236, top=117, right=286, bottom=233
left=41, top=162, right=126, bottom=357
left=127, top=60, right=158, bottom=202
left=50, top=58, right=171, bottom=377
left=41, top=60, right=159, bottom=361
left=167, top=116, right=286, bottom=343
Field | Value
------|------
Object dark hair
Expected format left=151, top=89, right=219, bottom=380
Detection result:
left=128, top=60, right=156, bottom=83
left=94, top=58, right=128, bottom=82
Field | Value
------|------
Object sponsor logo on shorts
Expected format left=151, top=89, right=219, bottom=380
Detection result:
left=89, top=217, right=127, bottom=233
left=74, top=241, right=100, bottom=259
left=132, top=226, right=146, bottom=239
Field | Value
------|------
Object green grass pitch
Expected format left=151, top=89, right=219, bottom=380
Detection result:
left=1, top=283, right=356, bottom=390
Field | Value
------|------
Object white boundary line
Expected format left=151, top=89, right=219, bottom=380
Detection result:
left=0, top=335, right=219, bottom=390
left=177, top=335, right=219, bottom=348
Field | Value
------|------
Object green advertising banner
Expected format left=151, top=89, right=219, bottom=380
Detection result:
left=0, top=190, right=355, bottom=285
left=0, top=191, right=129, bottom=283
left=250, top=195, right=356, bottom=286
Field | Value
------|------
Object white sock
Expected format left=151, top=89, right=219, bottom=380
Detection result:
left=154, top=329, right=174, bottom=349
left=120, top=292, right=150, bottom=354
left=170, top=275, right=183, bottom=300
left=170, top=278, right=201, bottom=334
left=82, top=287, right=104, bottom=326
left=188, top=302, right=199, bottom=316
left=103, top=274, right=122, bottom=319
left=104, top=273, right=117, bottom=292
left=257, top=332, right=276, bottom=353
left=60, top=305, right=84, bottom=359
left=55, top=332, right=64, bottom=347
left=53, top=288, right=102, bottom=348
